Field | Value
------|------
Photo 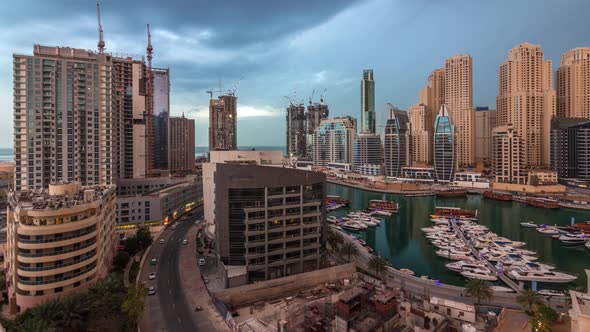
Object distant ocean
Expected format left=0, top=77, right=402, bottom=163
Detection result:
left=0, top=146, right=286, bottom=162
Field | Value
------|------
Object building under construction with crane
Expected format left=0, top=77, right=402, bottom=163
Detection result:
left=208, top=86, right=239, bottom=152
left=285, top=90, right=330, bottom=160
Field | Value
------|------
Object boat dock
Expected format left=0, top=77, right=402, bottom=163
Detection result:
left=451, top=219, right=522, bottom=292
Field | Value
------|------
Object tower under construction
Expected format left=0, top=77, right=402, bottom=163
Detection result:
left=209, top=94, right=238, bottom=151
left=286, top=103, right=306, bottom=158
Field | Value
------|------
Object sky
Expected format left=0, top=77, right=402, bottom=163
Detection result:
left=1, top=0, right=589, bottom=148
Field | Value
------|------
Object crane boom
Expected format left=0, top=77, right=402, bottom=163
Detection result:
left=96, top=1, right=105, bottom=53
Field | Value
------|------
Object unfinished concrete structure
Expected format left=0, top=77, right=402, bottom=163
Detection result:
left=286, top=104, right=306, bottom=158
left=209, top=94, right=238, bottom=151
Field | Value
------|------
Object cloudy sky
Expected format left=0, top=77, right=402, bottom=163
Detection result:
left=1, top=0, right=589, bottom=148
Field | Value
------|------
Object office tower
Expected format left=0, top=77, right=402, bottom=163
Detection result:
left=492, top=125, right=527, bottom=184
left=433, top=105, right=456, bottom=182
left=384, top=106, right=411, bottom=177
left=445, top=55, right=474, bottom=168
left=360, top=69, right=375, bottom=134
left=497, top=42, right=556, bottom=168
left=209, top=94, right=238, bottom=151
left=286, top=103, right=306, bottom=158
left=169, top=114, right=195, bottom=176
left=152, top=68, right=170, bottom=171
left=313, top=117, right=357, bottom=166
left=13, top=45, right=115, bottom=191
left=556, top=47, right=590, bottom=118
left=550, top=117, right=590, bottom=180
left=306, top=99, right=329, bottom=159
left=202, top=162, right=325, bottom=284
left=353, top=134, right=382, bottom=175
left=5, top=182, right=116, bottom=312
left=408, top=103, right=432, bottom=165
left=474, top=107, right=497, bottom=166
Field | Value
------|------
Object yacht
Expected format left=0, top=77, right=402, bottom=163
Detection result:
left=435, top=250, right=473, bottom=261
left=505, top=261, right=556, bottom=272
left=586, top=241, right=590, bottom=250
left=490, top=286, right=515, bottom=293
left=558, top=233, right=588, bottom=245
left=538, top=289, right=566, bottom=297
left=400, top=268, right=415, bottom=276
left=445, top=260, right=486, bottom=272
left=461, top=268, right=498, bottom=281
left=520, top=222, right=538, bottom=228
left=537, top=227, right=560, bottom=235
left=508, top=267, right=577, bottom=283
left=499, top=253, right=538, bottom=265
left=341, top=222, right=362, bottom=231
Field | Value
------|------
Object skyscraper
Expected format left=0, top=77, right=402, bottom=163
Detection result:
left=492, top=125, right=527, bottom=184
left=497, top=42, right=556, bottom=168
left=408, top=103, right=431, bottom=165
left=556, top=47, right=590, bottom=118
left=353, top=134, right=382, bottom=176
left=209, top=94, right=237, bottom=151
left=427, top=68, right=446, bottom=122
left=384, top=106, right=410, bottom=177
left=169, top=114, right=195, bottom=176
left=360, top=69, right=375, bottom=134
left=474, top=107, right=497, bottom=167
left=286, top=103, right=306, bottom=158
left=433, top=105, right=456, bottom=182
left=445, top=55, right=474, bottom=168
left=152, top=68, right=170, bottom=171
left=305, top=99, right=329, bottom=160
left=550, top=117, right=590, bottom=180
left=313, top=117, right=356, bottom=166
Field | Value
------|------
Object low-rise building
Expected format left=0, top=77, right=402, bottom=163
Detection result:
left=569, top=270, right=590, bottom=332
left=5, top=182, right=116, bottom=313
left=399, top=167, right=435, bottom=182
left=209, top=150, right=284, bottom=165
left=527, top=170, right=558, bottom=185
left=425, top=297, right=476, bottom=325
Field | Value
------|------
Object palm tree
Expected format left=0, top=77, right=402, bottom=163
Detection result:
left=14, top=317, right=57, bottom=332
left=58, top=294, right=89, bottom=330
left=367, top=256, right=388, bottom=279
left=464, top=279, right=494, bottom=314
left=326, top=229, right=343, bottom=252
left=122, top=283, right=147, bottom=325
left=339, top=242, right=358, bottom=262
left=516, top=289, right=544, bottom=314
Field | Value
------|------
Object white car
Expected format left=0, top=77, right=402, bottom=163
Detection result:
left=182, top=239, right=188, bottom=245
left=198, top=258, right=206, bottom=266
left=148, top=286, right=156, bottom=295
left=148, top=272, right=156, bottom=280
left=159, top=239, right=165, bottom=244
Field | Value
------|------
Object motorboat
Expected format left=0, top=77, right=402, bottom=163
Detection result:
left=461, top=268, right=498, bottom=281
left=505, top=261, right=556, bottom=272
left=371, top=209, right=392, bottom=217
left=341, top=222, right=362, bottom=231
left=490, top=286, right=515, bottom=293
left=520, top=222, right=538, bottom=228
left=330, top=225, right=343, bottom=231
left=500, top=253, right=538, bottom=265
left=400, top=268, right=415, bottom=276
left=538, top=289, right=566, bottom=297
left=445, top=260, right=486, bottom=273
left=422, top=226, right=452, bottom=233
left=586, top=241, right=590, bottom=250
left=435, top=250, right=473, bottom=261
left=508, top=267, right=577, bottom=283
left=537, top=226, right=560, bottom=235
left=558, top=233, right=588, bottom=245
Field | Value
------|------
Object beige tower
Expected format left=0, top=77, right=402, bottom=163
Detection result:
left=556, top=47, right=590, bottom=118
left=497, top=42, right=556, bottom=168
left=445, top=55, right=474, bottom=168
left=427, top=68, right=446, bottom=122
left=492, top=125, right=527, bottom=184
left=170, top=114, right=196, bottom=176
left=408, top=103, right=432, bottom=165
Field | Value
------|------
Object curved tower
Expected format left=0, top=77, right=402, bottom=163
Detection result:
left=433, top=105, right=456, bottom=182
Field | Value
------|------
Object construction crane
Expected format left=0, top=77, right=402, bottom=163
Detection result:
left=146, top=24, right=153, bottom=69
left=308, top=89, right=315, bottom=105
left=227, top=76, right=244, bottom=96
left=320, top=88, right=327, bottom=104
left=206, top=88, right=225, bottom=99
left=96, top=1, right=105, bottom=53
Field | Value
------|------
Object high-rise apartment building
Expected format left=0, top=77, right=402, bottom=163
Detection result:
left=360, top=69, right=375, bottom=134
left=427, top=69, right=446, bottom=122
left=408, top=103, right=432, bottom=165
left=445, top=55, right=474, bottom=168
left=474, top=107, right=497, bottom=167
left=433, top=105, right=456, bottom=182
left=384, top=107, right=410, bottom=177
left=492, top=125, right=527, bottom=184
left=313, top=117, right=357, bottom=166
left=550, top=117, right=590, bottom=180
left=209, top=94, right=237, bottom=151
left=152, top=68, right=170, bottom=171
left=556, top=47, right=590, bottom=118
left=169, top=114, right=195, bottom=177
left=497, top=42, right=556, bottom=168
left=5, top=182, right=116, bottom=313
left=353, top=134, right=382, bottom=176
left=286, top=104, right=306, bottom=158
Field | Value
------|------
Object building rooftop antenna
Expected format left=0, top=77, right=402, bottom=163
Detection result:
left=96, top=1, right=105, bottom=53
left=147, top=24, right=153, bottom=69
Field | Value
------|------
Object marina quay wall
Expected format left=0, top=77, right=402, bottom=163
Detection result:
left=213, top=263, right=356, bottom=307
left=492, top=182, right=566, bottom=193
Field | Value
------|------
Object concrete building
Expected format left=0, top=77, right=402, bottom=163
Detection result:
left=360, top=69, right=376, bottom=134
left=115, top=176, right=202, bottom=226
left=527, top=170, right=558, bottom=185
left=353, top=134, right=382, bottom=176
left=209, top=94, right=237, bottom=151
left=169, top=114, right=195, bottom=177
left=313, top=117, right=357, bottom=167
left=286, top=104, right=306, bottom=158
left=384, top=106, right=410, bottom=177
left=306, top=100, right=329, bottom=160
left=433, top=105, right=456, bottom=182
left=209, top=150, right=284, bottom=165
left=202, top=162, right=325, bottom=286
left=492, top=125, right=527, bottom=184
left=445, top=55, right=474, bottom=168
left=400, top=166, right=434, bottom=181
left=569, top=270, right=590, bottom=332
left=497, top=42, right=556, bottom=168
left=474, top=107, right=497, bottom=167
left=550, top=117, right=590, bottom=180
left=152, top=68, right=170, bottom=172
left=556, top=48, right=590, bottom=118
left=408, top=103, right=432, bottom=165
left=5, top=182, right=116, bottom=313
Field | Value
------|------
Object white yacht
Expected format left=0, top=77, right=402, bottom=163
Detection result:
left=446, top=260, right=486, bottom=272
left=341, top=221, right=362, bottom=231
left=506, top=261, right=556, bottom=271
left=490, top=286, right=515, bottom=293
left=499, top=253, right=538, bottom=265
left=586, top=241, right=590, bottom=250
left=520, top=222, right=538, bottom=228
left=508, top=266, right=577, bottom=283
left=537, top=227, right=560, bottom=235
left=461, top=268, right=498, bottom=281
left=538, top=289, right=566, bottom=297
left=435, top=250, right=473, bottom=261
left=558, top=233, right=588, bottom=245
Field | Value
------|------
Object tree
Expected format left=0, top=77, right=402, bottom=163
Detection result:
left=0, top=269, right=6, bottom=295
left=13, top=318, right=57, bottom=332
left=112, top=251, right=131, bottom=271
left=58, top=294, right=89, bottom=330
left=367, top=256, right=388, bottom=279
left=530, top=175, right=540, bottom=186
left=464, top=279, right=494, bottom=314
left=516, top=289, right=544, bottom=314
left=136, top=226, right=153, bottom=250
left=122, top=283, right=147, bottom=326
left=339, top=242, right=358, bottom=262
left=123, top=237, right=140, bottom=255
left=326, top=229, right=344, bottom=252
left=531, top=304, right=558, bottom=332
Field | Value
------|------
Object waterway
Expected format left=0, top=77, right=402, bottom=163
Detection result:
left=327, top=183, right=590, bottom=290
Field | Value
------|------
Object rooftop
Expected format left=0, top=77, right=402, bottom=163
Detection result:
left=373, top=290, right=398, bottom=304
left=9, top=182, right=115, bottom=210
left=430, top=297, right=474, bottom=312
left=339, top=286, right=365, bottom=303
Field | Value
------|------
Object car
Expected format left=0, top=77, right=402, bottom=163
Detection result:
left=148, top=272, right=156, bottom=280
left=194, top=306, right=203, bottom=312
left=182, top=239, right=188, bottom=245
left=150, top=258, right=157, bottom=266
left=148, top=286, right=156, bottom=296
left=159, top=239, right=165, bottom=244
left=171, top=225, right=177, bottom=230
left=198, top=258, right=206, bottom=266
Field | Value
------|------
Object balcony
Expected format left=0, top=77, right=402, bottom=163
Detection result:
left=17, top=254, right=97, bottom=278
left=17, top=262, right=97, bottom=288
left=17, top=228, right=97, bottom=247
left=17, top=241, right=97, bottom=264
